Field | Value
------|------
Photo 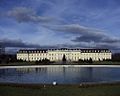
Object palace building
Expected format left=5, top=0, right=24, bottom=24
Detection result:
left=17, top=48, right=112, bottom=62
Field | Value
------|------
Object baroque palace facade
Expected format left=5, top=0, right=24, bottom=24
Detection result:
left=17, top=48, right=112, bottom=61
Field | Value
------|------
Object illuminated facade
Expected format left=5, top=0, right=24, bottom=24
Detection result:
left=17, top=48, right=112, bottom=61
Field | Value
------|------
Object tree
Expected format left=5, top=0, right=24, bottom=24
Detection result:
left=35, top=58, right=50, bottom=65
left=62, top=54, right=66, bottom=62
left=88, top=58, right=93, bottom=63
left=112, top=53, right=120, bottom=62
left=78, top=59, right=84, bottom=62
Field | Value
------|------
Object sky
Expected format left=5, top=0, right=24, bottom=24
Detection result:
left=0, top=0, right=120, bottom=53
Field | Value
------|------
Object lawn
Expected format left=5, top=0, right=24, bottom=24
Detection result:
left=0, top=84, right=120, bottom=96
left=0, top=61, right=120, bottom=66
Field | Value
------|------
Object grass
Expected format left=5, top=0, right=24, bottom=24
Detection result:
left=0, top=62, right=36, bottom=66
left=92, top=61, right=120, bottom=65
left=0, top=61, right=120, bottom=66
left=0, top=84, right=120, bottom=96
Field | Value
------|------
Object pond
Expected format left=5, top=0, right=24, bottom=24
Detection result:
left=0, top=67, right=120, bottom=84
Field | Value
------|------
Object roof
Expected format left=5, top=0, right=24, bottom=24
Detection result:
left=18, top=49, right=48, bottom=53
left=17, top=48, right=111, bottom=53
left=80, top=49, right=110, bottom=53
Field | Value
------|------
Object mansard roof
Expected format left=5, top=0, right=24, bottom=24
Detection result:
left=18, top=49, right=48, bottom=53
left=17, top=48, right=111, bottom=53
left=80, top=49, right=110, bottom=53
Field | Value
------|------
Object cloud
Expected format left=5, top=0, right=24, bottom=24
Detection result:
left=0, top=38, right=59, bottom=50
left=7, top=7, right=53, bottom=23
left=43, top=24, right=120, bottom=51
left=43, top=24, right=105, bottom=35
left=72, top=34, right=120, bottom=43
left=95, top=43, right=120, bottom=49
left=44, top=24, right=120, bottom=42
left=0, top=39, right=41, bottom=48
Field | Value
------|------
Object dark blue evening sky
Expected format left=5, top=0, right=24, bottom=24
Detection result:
left=0, top=0, right=120, bottom=52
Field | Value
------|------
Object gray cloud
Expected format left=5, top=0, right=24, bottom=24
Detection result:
left=72, top=34, right=120, bottom=43
left=72, top=35, right=102, bottom=42
left=7, top=7, right=53, bottom=23
left=0, top=39, right=41, bottom=48
left=44, top=24, right=120, bottom=51
left=43, top=24, right=105, bottom=35
left=0, top=39, right=59, bottom=50
left=44, top=24, right=120, bottom=43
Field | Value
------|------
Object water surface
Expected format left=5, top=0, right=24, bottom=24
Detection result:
left=0, top=67, right=120, bottom=84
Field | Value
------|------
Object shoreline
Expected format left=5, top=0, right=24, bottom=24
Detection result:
left=0, top=64, right=120, bottom=69
left=1, top=81, right=120, bottom=87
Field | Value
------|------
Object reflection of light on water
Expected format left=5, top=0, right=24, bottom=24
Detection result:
left=46, top=67, right=93, bottom=83
left=16, top=68, right=36, bottom=73
left=16, top=68, right=47, bottom=74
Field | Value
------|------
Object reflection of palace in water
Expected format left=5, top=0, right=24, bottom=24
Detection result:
left=16, top=68, right=47, bottom=74
left=16, top=67, right=93, bottom=82
left=1, top=67, right=120, bottom=84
